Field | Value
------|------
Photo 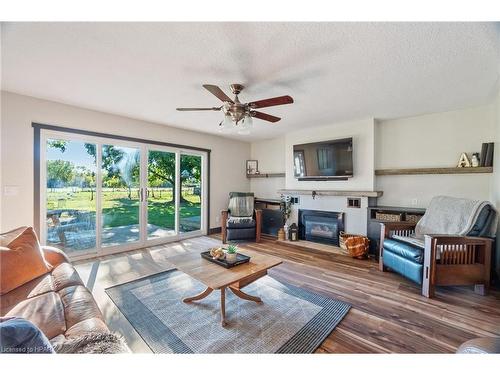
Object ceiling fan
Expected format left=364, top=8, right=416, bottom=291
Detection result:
left=176, top=84, right=294, bottom=134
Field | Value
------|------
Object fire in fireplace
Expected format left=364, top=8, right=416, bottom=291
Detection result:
left=298, top=209, right=345, bottom=246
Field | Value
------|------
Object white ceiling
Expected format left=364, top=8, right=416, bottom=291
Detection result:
left=2, top=22, right=500, bottom=141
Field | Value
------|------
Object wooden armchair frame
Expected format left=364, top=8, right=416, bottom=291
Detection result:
left=221, top=209, right=262, bottom=244
left=379, top=222, right=492, bottom=297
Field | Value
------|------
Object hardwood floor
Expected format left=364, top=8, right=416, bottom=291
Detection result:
left=74, top=235, right=500, bottom=353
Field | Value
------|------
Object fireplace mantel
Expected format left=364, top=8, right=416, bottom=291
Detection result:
left=278, top=189, right=383, bottom=198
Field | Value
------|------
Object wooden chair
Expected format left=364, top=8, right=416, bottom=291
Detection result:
left=220, top=192, right=262, bottom=244
left=379, top=222, right=493, bottom=297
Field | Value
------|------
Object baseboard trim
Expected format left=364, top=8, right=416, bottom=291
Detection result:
left=209, top=227, right=222, bottom=234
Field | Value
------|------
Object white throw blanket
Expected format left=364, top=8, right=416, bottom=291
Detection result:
left=392, top=196, right=498, bottom=251
left=414, top=196, right=498, bottom=239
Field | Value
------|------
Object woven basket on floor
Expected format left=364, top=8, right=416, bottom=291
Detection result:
left=339, top=232, right=357, bottom=252
left=343, top=235, right=370, bottom=259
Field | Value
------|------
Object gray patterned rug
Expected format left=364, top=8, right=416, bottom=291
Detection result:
left=106, top=269, right=350, bottom=353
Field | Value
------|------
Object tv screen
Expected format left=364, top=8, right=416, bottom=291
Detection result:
left=293, top=138, right=353, bottom=179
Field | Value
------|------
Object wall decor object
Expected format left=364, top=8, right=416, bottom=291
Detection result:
left=471, top=153, right=480, bottom=167
left=246, top=160, right=258, bottom=175
left=457, top=152, right=471, bottom=168
left=485, top=143, right=494, bottom=167
left=480, top=143, right=489, bottom=166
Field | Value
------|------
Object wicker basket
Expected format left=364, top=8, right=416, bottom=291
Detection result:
left=375, top=212, right=403, bottom=222
left=344, top=235, right=370, bottom=259
left=406, top=214, right=423, bottom=223
left=339, top=232, right=357, bottom=252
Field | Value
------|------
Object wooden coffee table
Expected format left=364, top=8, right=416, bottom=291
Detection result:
left=167, top=249, right=282, bottom=326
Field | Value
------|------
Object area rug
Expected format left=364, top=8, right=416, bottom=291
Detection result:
left=105, top=269, right=350, bottom=353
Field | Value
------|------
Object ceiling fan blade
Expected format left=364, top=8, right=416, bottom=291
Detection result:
left=176, top=107, right=221, bottom=111
left=202, top=84, right=234, bottom=103
left=248, top=95, right=293, bottom=109
left=252, top=111, right=281, bottom=123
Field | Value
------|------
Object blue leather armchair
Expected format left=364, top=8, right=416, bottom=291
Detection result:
left=379, top=221, right=494, bottom=298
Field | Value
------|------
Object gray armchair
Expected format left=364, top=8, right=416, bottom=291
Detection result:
left=221, top=192, right=261, bottom=243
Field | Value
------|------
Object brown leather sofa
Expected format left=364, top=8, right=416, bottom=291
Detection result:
left=1, top=244, right=109, bottom=344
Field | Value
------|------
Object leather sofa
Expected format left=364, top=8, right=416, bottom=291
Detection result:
left=1, top=245, right=109, bottom=345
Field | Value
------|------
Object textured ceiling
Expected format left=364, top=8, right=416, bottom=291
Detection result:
left=2, top=22, right=500, bottom=141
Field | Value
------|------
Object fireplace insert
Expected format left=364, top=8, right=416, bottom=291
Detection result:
left=298, top=209, right=345, bottom=246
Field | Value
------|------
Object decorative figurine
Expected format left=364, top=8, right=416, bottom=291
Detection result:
left=457, top=152, right=471, bottom=168
left=210, top=247, right=225, bottom=260
left=471, top=153, right=480, bottom=167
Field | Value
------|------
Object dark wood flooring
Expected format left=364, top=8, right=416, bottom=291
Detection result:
left=235, top=236, right=500, bottom=353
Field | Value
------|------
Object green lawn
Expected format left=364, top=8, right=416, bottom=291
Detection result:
left=46, top=188, right=201, bottom=229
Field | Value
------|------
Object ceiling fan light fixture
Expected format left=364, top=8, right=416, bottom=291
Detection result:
left=177, top=84, right=293, bottom=136
left=218, top=113, right=232, bottom=132
left=237, top=113, right=253, bottom=135
left=244, top=113, right=253, bottom=127
left=225, top=113, right=233, bottom=126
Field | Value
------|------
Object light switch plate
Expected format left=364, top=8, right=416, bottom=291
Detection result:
left=4, top=186, right=20, bottom=196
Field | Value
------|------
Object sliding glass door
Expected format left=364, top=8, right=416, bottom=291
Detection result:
left=101, top=144, right=142, bottom=247
left=179, top=153, right=202, bottom=233
left=44, top=138, right=97, bottom=256
left=146, top=149, right=176, bottom=240
left=40, top=130, right=207, bottom=259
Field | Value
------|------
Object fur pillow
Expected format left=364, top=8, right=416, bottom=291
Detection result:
left=0, top=227, right=52, bottom=295
left=53, top=332, right=130, bottom=354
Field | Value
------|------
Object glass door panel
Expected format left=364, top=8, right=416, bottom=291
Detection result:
left=179, top=154, right=202, bottom=233
left=42, top=131, right=207, bottom=260
left=147, top=149, right=176, bottom=240
left=101, top=144, right=141, bottom=247
left=45, top=139, right=97, bottom=254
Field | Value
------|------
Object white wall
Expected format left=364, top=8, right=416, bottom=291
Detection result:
left=0, top=92, right=251, bottom=232
left=249, top=137, right=285, bottom=199
left=284, top=118, right=375, bottom=235
left=285, top=118, right=375, bottom=191
left=250, top=119, right=377, bottom=195
left=249, top=107, right=498, bottom=235
left=376, top=104, right=496, bottom=207
left=249, top=118, right=375, bottom=235
left=0, top=26, right=3, bottom=231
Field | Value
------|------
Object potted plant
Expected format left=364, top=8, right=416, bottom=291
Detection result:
left=280, top=195, right=292, bottom=240
left=225, top=243, right=238, bottom=263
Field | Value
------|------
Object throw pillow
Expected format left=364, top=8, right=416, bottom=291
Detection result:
left=0, top=227, right=52, bottom=295
left=0, top=317, right=55, bottom=354
left=0, top=226, right=28, bottom=246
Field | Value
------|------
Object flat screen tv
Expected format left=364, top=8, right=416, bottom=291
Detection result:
left=293, top=137, right=353, bottom=180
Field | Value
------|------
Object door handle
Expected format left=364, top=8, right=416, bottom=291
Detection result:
left=140, top=188, right=144, bottom=202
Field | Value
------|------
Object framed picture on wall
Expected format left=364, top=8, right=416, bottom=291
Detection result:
left=246, top=160, right=258, bottom=175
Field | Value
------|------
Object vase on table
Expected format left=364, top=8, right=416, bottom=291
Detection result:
left=277, top=228, right=285, bottom=241
left=226, top=252, right=237, bottom=263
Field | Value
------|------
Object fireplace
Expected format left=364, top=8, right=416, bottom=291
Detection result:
left=298, top=209, right=344, bottom=246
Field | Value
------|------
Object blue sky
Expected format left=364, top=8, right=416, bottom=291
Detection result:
left=47, top=139, right=96, bottom=170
